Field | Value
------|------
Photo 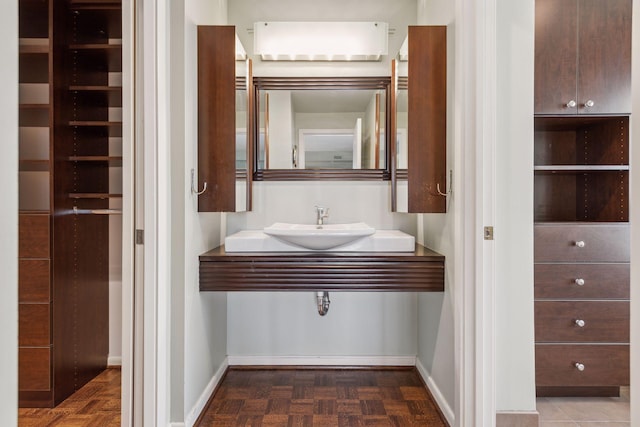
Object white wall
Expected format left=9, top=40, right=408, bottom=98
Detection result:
left=0, top=1, right=18, bottom=424
left=226, top=182, right=419, bottom=360
left=494, top=0, right=536, bottom=412
left=180, top=0, right=229, bottom=425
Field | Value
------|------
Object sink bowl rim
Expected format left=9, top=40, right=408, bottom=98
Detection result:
left=262, top=222, right=375, bottom=250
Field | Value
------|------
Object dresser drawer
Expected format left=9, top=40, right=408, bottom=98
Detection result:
left=535, top=263, right=629, bottom=299
left=19, top=214, right=50, bottom=259
left=536, top=344, right=629, bottom=387
left=19, top=347, right=51, bottom=391
left=534, top=224, right=629, bottom=263
left=19, top=259, right=50, bottom=303
left=19, top=303, right=51, bottom=346
left=535, top=301, right=629, bottom=343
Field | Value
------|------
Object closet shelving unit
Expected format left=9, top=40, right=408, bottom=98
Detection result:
left=18, top=0, right=122, bottom=407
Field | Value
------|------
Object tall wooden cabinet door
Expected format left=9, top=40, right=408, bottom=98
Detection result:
left=407, top=26, right=447, bottom=213
left=535, top=0, right=578, bottom=114
left=578, top=0, right=631, bottom=115
left=198, top=26, right=236, bottom=212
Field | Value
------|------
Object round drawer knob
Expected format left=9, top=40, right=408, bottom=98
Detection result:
left=575, top=319, right=585, bottom=327
left=575, top=278, right=585, bottom=286
left=575, top=240, right=585, bottom=248
left=566, top=100, right=577, bottom=108
left=585, top=100, right=595, bottom=108
left=575, top=362, right=585, bottom=371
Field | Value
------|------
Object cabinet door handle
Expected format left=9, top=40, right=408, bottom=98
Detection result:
left=574, top=240, right=585, bottom=248
left=566, top=100, right=577, bottom=108
left=575, top=319, right=585, bottom=327
left=584, top=100, right=595, bottom=108
left=575, top=362, right=585, bottom=371
left=574, top=278, right=585, bottom=286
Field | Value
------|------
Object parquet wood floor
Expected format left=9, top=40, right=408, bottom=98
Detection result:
left=197, top=367, right=448, bottom=427
left=18, top=368, right=121, bottom=427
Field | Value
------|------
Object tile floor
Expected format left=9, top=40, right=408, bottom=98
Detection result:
left=537, top=387, right=630, bottom=427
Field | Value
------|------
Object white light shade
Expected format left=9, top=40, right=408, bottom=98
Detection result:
left=254, top=21, right=388, bottom=61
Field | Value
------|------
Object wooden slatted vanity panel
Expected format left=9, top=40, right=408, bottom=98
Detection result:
left=199, top=245, right=445, bottom=292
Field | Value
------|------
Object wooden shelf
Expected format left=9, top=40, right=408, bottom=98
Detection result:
left=199, top=244, right=445, bottom=292
left=72, top=208, right=122, bottom=215
left=68, top=156, right=122, bottom=166
left=20, top=103, right=50, bottom=110
left=69, top=120, right=121, bottom=127
left=69, top=0, right=121, bottom=10
left=19, top=45, right=49, bottom=54
left=69, top=193, right=122, bottom=199
left=20, top=160, right=50, bottom=172
left=534, top=165, right=629, bottom=172
left=69, top=85, right=121, bottom=91
left=69, top=43, right=122, bottom=50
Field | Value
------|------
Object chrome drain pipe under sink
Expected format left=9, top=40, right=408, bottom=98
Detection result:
left=316, top=291, right=330, bottom=316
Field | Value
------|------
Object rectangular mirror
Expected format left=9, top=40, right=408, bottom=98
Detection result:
left=253, top=77, right=391, bottom=180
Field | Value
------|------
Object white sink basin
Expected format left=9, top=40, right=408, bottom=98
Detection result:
left=225, top=226, right=415, bottom=252
left=263, top=222, right=375, bottom=250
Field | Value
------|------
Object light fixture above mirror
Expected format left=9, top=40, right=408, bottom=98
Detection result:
left=253, top=21, right=389, bottom=61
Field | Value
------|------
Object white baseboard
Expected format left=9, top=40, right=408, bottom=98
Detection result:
left=107, top=356, right=122, bottom=366
left=184, top=357, right=229, bottom=427
left=227, top=355, right=417, bottom=366
left=416, top=358, right=455, bottom=426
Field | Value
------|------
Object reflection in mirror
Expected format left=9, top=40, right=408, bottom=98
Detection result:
left=396, top=37, right=409, bottom=212
left=254, top=78, right=389, bottom=175
left=235, top=59, right=250, bottom=211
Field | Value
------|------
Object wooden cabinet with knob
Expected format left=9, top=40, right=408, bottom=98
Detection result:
left=535, top=0, right=631, bottom=115
left=534, top=223, right=630, bottom=396
left=534, top=0, right=631, bottom=397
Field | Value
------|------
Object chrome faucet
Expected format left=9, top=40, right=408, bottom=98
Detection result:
left=315, top=206, right=329, bottom=226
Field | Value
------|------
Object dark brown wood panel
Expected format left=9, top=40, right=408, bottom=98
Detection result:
left=535, top=301, right=629, bottom=343
left=19, top=303, right=51, bottom=346
left=577, top=117, right=629, bottom=165
left=53, top=213, right=109, bottom=406
left=534, top=223, right=629, bottom=262
left=535, top=344, right=629, bottom=387
left=534, top=263, right=629, bottom=299
left=535, top=0, right=578, bottom=114
left=578, top=0, right=632, bottom=114
left=19, top=347, right=51, bottom=391
left=19, top=214, right=50, bottom=258
left=407, top=26, right=447, bottom=213
left=198, top=26, right=236, bottom=212
left=534, top=172, right=629, bottom=222
left=200, top=245, right=445, bottom=292
left=19, top=259, right=51, bottom=302
left=534, top=117, right=629, bottom=166
left=534, top=173, right=578, bottom=221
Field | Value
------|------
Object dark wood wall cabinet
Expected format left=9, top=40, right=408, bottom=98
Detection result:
left=198, top=26, right=252, bottom=212
left=535, top=0, right=631, bottom=115
left=18, top=0, right=121, bottom=408
left=534, top=0, right=631, bottom=397
left=199, top=245, right=444, bottom=292
left=405, top=25, right=447, bottom=213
